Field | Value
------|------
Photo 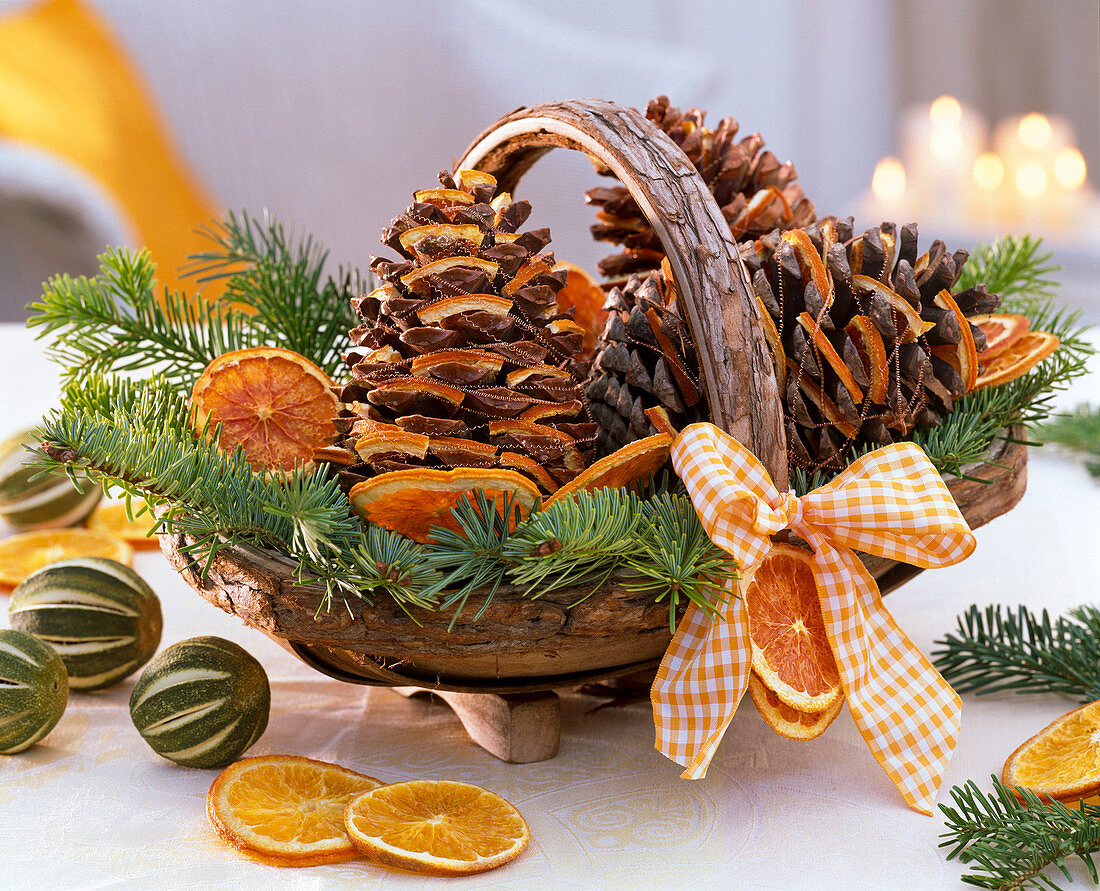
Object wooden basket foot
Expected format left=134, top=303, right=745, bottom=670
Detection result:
left=393, top=687, right=560, bottom=763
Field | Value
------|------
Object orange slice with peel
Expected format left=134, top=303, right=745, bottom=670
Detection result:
left=972, top=313, right=1031, bottom=362
left=928, top=289, right=979, bottom=393
left=349, top=467, right=540, bottom=543
left=0, top=528, right=133, bottom=593
left=785, top=361, right=858, bottom=439
left=207, top=754, right=382, bottom=867
left=401, top=257, right=500, bottom=295
left=644, top=405, right=677, bottom=436
left=503, top=256, right=556, bottom=296
left=754, top=291, right=787, bottom=392
left=86, top=500, right=160, bottom=550
left=398, top=223, right=484, bottom=254
left=354, top=431, right=430, bottom=463
left=742, top=543, right=842, bottom=712
left=498, top=451, right=557, bottom=494
left=844, top=316, right=889, bottom=404
left=1002, top=700, right=1100, bottom=804
left=344, top=780, right=529, bottom=877
left=454, top=169, right=497, bottom=191
left=974, top=331, right=1060, bottom=390
left=412, top=188, right=474, bottom=207
left=748, top=671, right=844, bottom=741
left=416, top=293, right=512, bottom=325
left=850, top=275, right=936, bottom=343
left=410, top=349, right=504, bottom=378
left=190, top=347, right=339, bottom=473
left=545, top=434, right=672, bottom=505
left=798, top=312, right=863, bottom=404
left=783, top=230, right=833, bottom=308
left=553, top=261, right=609, bottom=357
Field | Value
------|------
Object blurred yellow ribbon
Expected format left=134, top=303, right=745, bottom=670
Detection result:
left=653, top=422, right=976, bottom=814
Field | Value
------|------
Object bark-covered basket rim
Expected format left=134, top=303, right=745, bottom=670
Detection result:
left=161, top=99, right=1029, bottom=694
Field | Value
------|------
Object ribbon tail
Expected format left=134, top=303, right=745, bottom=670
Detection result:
left=651, top=579, right=751, bottom=779
left=815, top=545, right=962, bottom=814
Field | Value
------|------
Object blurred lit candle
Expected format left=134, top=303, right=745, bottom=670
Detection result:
left=901, top=95, right=986, bottom=223
left=993, top=112, right=1086, bottom=226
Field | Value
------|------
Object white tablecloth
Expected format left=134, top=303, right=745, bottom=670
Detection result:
left=2, top=321, right=1099, bottom=890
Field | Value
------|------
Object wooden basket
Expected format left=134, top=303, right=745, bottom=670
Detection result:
left=160, top=99, right=1027, bottom=754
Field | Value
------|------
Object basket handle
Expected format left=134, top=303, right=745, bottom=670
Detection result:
left=455, top=98, right=787, bottom=486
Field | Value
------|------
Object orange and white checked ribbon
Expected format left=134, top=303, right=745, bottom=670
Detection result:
left=653, top=423, right=976, bottom=814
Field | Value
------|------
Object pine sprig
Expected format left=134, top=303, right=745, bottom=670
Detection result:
left=957, top=234, right=1060, bottom=303
left=504, top=488, right=645, bottom=597
left=940, top=777, right=1100, bottom=889
left=932, top=604, right=1100, bottom=702
left=623, top=492, right=738, bottom=629
left=185, top=210, right=361, bottom=377
left=27, top=248, right=262, bottom=389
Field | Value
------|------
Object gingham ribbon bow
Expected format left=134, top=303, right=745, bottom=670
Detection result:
left=653, top=423, right=976, bottom=814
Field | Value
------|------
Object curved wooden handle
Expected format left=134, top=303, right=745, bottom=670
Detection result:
left=455, top=98, right=788, bottom=486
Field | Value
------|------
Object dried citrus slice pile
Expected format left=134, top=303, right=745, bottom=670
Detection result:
left=344, top=779, right=530, bottom=876
left=1003, top=700, right=1100, bottom=804
left=86, top=500, right=160, bottom=550
left=207, top=755, right=382, bottom=866
left=553, top=261, right=608, bottom=359
left=974, top=330, right=1060, bottom=390
left=748, top=671, right=844, bottom=741
left=545, top=433, right=672, bottom=505
left=348, top=467, right=541, bottom=543
left=742, top=544, right=842, bottom=713
left=0, top=529, right=132, bottom=592
left=191, top=347, right=339, bottom=473
left=972, top=312, right=1031, bottom=362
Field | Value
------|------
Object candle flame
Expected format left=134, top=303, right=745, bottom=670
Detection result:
left=1018, top=113, right=1052, bottom=150
left=1054, top=148, right=1087, bottom=190
left=872, top=157, right=906, bottom=204
left=972, top=153, right=1004, bottom=191
left=929, top=96, right=962, bottom=126
left=1016, top=162, right=1048, bottom=199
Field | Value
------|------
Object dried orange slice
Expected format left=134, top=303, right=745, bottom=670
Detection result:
left=416, top=294, right=512, bottom=325
left=354, top=431, right=430, bottom=463
left=503, top=256, right=555, bottom=296
left=413, top=188, right=474, bottom=207
left=86, top=500, right=160, bottom=550
left=348, top=467, right=541, bottom=543
left=783, top=230, right=833, bottom=308
left=498, top=451, right=557, bottom=494
left=1002, top=700, right=1100, bottom=804
left=974, top=331, right=1060, bottom=390
left=748, top=671, right=844, bottom=741
left=0, top=529, right=133, bottom=592
left=785, top=361, right=859, bottom=440
left=191, top=347, right=339, bottom=473
left=544, top=434, right=672, bottom=505
left=553, top=262, right=608, bottom=357
left=344, top=780, right=529, bottom=876
left=398, top=223, right=484, bottom=254
left=644, top=406, right=677, bottom=437
left=844, top=316, right=889, bottom=404
left=972, top=313, right=1032, bottom=362
left=742, top=543, right=842, bottom=712
left=401, top=257, right=500, bottom=295
left=754, top=290, right=788, bottom=392
left=851, top=275, right=936, bottom=343
left=207, top=754, right=382, bottom=867
left=929, top=290, right=979, bottom=393
left=798, top=312, right=863, bottom=404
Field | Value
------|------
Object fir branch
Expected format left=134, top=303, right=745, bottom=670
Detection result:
left=957, top=234, right=1060, bottom=304
left=504, top=488, right=645, bottom=597
left=940, top=777, right=1100, bottom=889
left=622, top=492, right=737, bottom=630
left=27, top=248, right=261, bottom=389
left=185, top=210, right=361, bottom=377
left=933, top=604, right=1100, bottom=702
left=1033, top=405, right=1100, bottom=478
left=420, top=491, right=523, bottom=624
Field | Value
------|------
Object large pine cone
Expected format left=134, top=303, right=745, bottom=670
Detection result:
left=584, top=271, right=703, bottom=455
left=326, top=171, right=598, bottom=495
left=586, top=95, right=816, bottom=278
left=741, top=219, right=1002, bottom=472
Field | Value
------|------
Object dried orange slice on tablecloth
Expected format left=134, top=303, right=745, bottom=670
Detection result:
left=0, top=529, right=132, bottom=592
left=344, top=780, right=530, bottom=876
left=1002, top=700, right=1100, bottom=804
left=207, top=754, right=382, bottom=867
left=348, top=467, right=541, bottom=543
left=748, top=670, right=844, bottom=741
left=86, top=500, right=160, bottom=550
left=553, top=262, right=608, bottom=358
left=974, top=330, right=1060, bottom=390
left=742, top=543, right=842, bottom=712
left=544, top=434, right=672, bottom=505
left=972, top=312, right=1031, bottom=362
left=191, top=347, right=339, bottom=473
